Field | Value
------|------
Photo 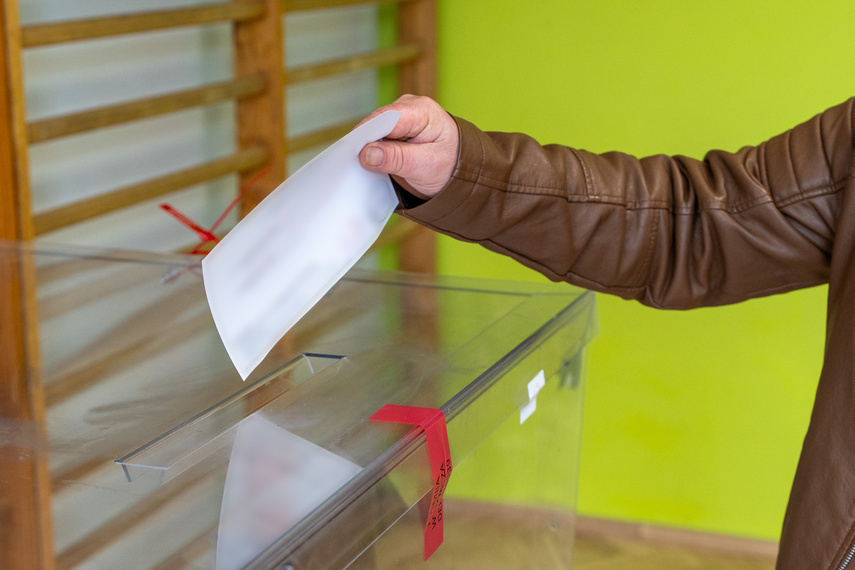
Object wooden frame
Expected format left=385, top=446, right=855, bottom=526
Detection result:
left=0, top=0, right=437, bottom=567
left=0, top=5, right=53, bottom=568
left=3, top=0, right=437, bottom=254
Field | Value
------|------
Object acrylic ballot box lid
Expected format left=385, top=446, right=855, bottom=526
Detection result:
left=0, top=242, right=597, bottom=569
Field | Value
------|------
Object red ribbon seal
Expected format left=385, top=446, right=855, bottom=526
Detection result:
left=160, top=166, right=272, bottom=256
left=370, top=405, right=452, bottom=561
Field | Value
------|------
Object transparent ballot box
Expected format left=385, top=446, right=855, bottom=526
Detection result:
left=0, top=242, right=597, bottom=569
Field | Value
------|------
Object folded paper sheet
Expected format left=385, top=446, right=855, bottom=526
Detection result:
left=202, top=111, right=401, bottom=379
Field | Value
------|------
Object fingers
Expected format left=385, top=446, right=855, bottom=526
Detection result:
left=354, top=106, right=394, bottom=130
left=356, top=94, right=443, bottom=141
left=353, top=96, right=418, bottom=132
left=357, top=95, right=459, bottom=198
left=359, top=138, right=456, bottom=198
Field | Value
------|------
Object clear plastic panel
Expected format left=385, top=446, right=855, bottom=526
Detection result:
left=115, top=353, right=346, bottom=484
left=0, top=241, right=596, bottom=569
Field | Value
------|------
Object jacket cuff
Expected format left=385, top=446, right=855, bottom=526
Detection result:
left=392, top=178, right=428, bottom=209
left=395, top=116, right=484, bottom=225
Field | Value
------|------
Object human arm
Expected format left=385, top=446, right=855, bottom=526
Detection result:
left=361, top=97, right=855, bottom=309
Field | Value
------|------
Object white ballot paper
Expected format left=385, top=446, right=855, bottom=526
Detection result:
left=215, top=414, right=361, bottom=569
left=203, top=111, right=401, bottom=379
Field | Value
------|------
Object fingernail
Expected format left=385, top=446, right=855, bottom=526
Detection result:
left=364, top=145, right=384, bottom=167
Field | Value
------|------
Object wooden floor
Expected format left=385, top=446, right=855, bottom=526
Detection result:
left=573, top=533, right=776, bottom=570
left=368, top=500, right=778, bottom=569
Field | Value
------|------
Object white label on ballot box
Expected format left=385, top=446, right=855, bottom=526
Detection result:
left=520, top=369, right=546, bottom=424
left=202, top=111, right=401, bottom=379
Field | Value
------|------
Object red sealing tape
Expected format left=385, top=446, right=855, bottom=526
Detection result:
left=160, top=166, right=272, bottom=256
left=370, top=405, right=452, bottom=561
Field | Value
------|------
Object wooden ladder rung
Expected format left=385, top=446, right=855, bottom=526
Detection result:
left=285, top=44, right=420, bottom=84
left=38, top=264, right=148, bottom=322
left=32, top=147, right=268, bottom=235
left=28, top=75, right=266, bottom=144
left=285, top=119, right=357, bottom=154
left=34, top=248, right=190, bottom=284
left=282, top=0, right=410, bottom=12
left=21, top=2, right=265, bottom=48
left=45, top=293, right=207, bottom=407
left=55, top=464, right=220, bottom=570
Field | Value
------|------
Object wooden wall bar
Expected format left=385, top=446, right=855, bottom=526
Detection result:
left=285, top=44, right=420, bottom=85
left=284, top=118, right=355, bottom=154
left=0, top=3, right=18, bottom=241
left=32, top=148, right=267, bottom=235
left=0, top=250, right=54, bottom=570
left=21, top=2, right=264, bottom=47
left=282, top=0, right=410, bottom=13
left=397, top=0, right=436, bottom=99
left=27, top=74, right=266, bottom=144
left=3, top=0, right=33, bottom=240
left=55, top=465, right=219, bottom=569
left=0, top=5, right=53, bottom=568
left=396, top=0, right=436, bottom=273
left=235, top=0, right=286, bottom=215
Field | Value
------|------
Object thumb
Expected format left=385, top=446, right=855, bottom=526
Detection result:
left=359, top=141, right=410, bottom=177
left=359, top=131, right=457, bottom=198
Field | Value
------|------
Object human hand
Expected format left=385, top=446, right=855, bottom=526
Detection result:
left=358, top=94, right=459, bottom=200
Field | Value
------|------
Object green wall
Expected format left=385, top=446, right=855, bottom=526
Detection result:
left=432, top=0, right=855, bottom=540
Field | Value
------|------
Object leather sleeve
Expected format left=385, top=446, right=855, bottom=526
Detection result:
left=397, top=99, right=855, bottom=309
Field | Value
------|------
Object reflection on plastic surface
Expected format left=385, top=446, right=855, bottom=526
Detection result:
left=0, top=242, right=596, bottom=569
left=216, top=414, right=361, bottom=570
left=202, top=111, right=402, bottom=380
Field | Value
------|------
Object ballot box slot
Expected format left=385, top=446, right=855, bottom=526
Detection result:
left=114, top=352, right=346, bottom=485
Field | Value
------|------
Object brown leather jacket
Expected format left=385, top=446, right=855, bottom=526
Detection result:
left=396, top=98, right=855, bottom=569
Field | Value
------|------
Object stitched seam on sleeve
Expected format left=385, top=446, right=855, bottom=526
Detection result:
left=456, top=164, right=843, bottom=213
left=431, top=177, right=841, bottom=219
left=775, top=180, right=846, bottom=208
left=452, top=168, right=590, bottom=195
left=449, top=178, right=841, bottom=213
left=569, top=148, right=593, bottom=199
left=759, top=143, right=770, bottom=190
left=476, top=125, right=487, bottom=182
left=451, top=122, right=489, bottom=182
left=639, top=208, right=661, bottom=293
left=818, top=112, right=835, bottom=182
left=455, top=146, right=595, bottom=198
left=785, top=130, right=802, bottom=194
left=456, top=125, right=845, bottom=218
